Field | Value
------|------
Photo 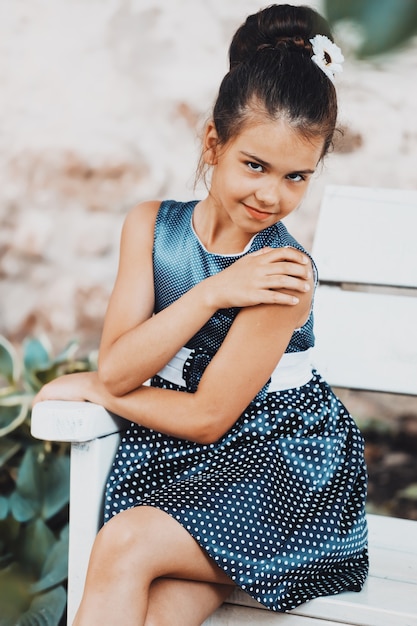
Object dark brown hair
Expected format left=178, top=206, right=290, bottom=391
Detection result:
left=209, top=4, right=338, bottom=162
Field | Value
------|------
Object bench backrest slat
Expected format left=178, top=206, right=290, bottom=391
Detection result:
left=311, top=185, right=417, bottom=395
left=312, top=288, right=417, bottom=394
left=312, top=185, right=417, bottom=288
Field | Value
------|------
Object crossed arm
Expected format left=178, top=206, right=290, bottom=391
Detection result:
left=34, top=201, right=313, bottom=444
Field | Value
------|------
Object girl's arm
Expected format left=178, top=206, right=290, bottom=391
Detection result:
left=41, top=279, right=312, bottom=444
left=97, top=201, right=219, bottom=395
left=98, top=201, right=312, bottom=396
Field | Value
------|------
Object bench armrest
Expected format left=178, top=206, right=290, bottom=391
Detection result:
left=31, top=400, right=127, bottom=442
left=30, top=400, right=127, bottom=622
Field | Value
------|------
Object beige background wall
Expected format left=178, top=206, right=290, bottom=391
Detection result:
left=1, top=0, right=416, bottom=353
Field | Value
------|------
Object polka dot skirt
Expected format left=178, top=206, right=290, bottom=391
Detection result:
left=104, top=200, right=369, bottom=612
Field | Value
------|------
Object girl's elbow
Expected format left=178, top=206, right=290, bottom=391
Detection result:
left=98, top=361, right=150, bottom=397
left=194, top=409, right=232, bottom=445
left=194, top=429, right=219, bottom=445
left=97, top=362, right=125, bottom=397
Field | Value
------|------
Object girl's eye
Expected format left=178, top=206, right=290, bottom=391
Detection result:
left=287, top=173, right=305, bottom=182
left=247, top=162, right=264, bottom=173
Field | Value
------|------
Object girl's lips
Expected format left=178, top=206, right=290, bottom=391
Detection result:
left=244, top=204, right=273, bottom=221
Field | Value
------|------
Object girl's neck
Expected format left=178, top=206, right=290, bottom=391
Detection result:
left=192, top=199, right=256, bottom=255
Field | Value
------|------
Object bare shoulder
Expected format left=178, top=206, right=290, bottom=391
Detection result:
left=120, top=200, right=161, bottom=246
left=123, top=200, right=161, bottom=229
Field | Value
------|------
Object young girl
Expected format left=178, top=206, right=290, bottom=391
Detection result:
left=35, top=4, right=368, bottom=624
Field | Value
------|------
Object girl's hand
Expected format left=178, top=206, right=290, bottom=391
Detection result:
left=207, top=246, right=313, bottom=309
left=32, top=372, right=98, bottom=405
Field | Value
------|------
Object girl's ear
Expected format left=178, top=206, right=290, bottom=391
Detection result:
left=202, top=121, right=220, bottom=165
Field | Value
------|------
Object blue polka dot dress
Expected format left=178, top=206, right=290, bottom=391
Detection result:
left=104, top=200, right=369, bottom=612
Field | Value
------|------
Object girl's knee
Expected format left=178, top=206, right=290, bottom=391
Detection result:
left=94, top=507, right=155, bottom=565
left=98, top=509, right=133, bottom=545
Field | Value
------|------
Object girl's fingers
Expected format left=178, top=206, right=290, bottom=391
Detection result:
left=265, top=291, right=300, bottom=305
left=263, top=262, right=311, bottom=280
left=266, top=276, right=311, bottom=292
left=251, top=246, right=310, bottom=265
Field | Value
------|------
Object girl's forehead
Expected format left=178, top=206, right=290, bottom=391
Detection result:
left=232, top=118, right=325, bottom=162
left=236, top=117, right=309, bottom=141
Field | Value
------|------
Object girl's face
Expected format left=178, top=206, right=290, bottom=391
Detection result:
left=204, top=118, right=324, bottom=235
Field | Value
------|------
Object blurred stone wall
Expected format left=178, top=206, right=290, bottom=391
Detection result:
left=1, top=0, right=416, bottom=354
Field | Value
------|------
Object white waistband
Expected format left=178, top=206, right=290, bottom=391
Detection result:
left=156, top=346, right=313, bottom=392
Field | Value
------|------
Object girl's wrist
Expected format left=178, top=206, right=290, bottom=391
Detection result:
left=197, top=275, right=223, bottom=313
left=81, top=371, right=103, bottom=404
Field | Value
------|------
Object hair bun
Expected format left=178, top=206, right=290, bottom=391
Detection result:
left=256, top=35, right=312, bottom=54
left=229, top=4, right=333, bottom=68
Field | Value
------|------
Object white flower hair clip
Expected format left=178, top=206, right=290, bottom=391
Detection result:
left=309, top=34, right=344, bottom=83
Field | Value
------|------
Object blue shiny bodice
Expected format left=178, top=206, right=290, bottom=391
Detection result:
left=153, top=200, right=316, bottom=354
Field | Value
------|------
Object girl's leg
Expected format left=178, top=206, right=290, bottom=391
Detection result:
left=145, top=578, right=233, bottom=626
left=73, top=506, right=235, bottom=626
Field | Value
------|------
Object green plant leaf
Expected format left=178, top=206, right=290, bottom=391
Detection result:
left=0, top=563, right=32, bottom=624
left=30, top=524, right=69, bottom=593
left=41, top=454, right=70, bottom=521
left=23, top=337, right=51, bottom=373
left=25, top=365, right=59, bottom=391
left=9, top=448, right=42, bottom=522
left=53, top=339, right=79, bottom=365
left=0, top=438, right=22, bottom=468
left=9, top=492, right=39, bottom=523
left=0, top=336, right=20, bottom=387
left=22, top=337, right=53, bottom=393
left=0, top=396, right=32, bottom=437
left=0, top=572, right=67, bottom=626
left=0, top=336, right=96, bottom=624
left=0, top=496, right=9, bottom=520
left=0, top=516, right=20, bottom=546
left=18, top=519, right=56, bottom=577
left=325, top=0, right=417, bottom=57
left=17, top=585, right=67, bottom=626
left=9, top=447, right=70, bottom=523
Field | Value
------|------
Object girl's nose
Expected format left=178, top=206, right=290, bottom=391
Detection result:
left=255, top=180, right=279, bottom=206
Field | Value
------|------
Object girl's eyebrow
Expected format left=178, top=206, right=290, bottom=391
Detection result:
left=240, top=151, right=271, bottom=168
left=240, top=151, right=316, bottom=174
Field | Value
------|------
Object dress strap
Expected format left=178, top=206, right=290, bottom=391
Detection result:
left=156, top=347, right=313, bottom=392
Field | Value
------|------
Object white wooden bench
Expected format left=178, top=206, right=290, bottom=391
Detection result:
left=32, top=185, right=417, bottom=625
